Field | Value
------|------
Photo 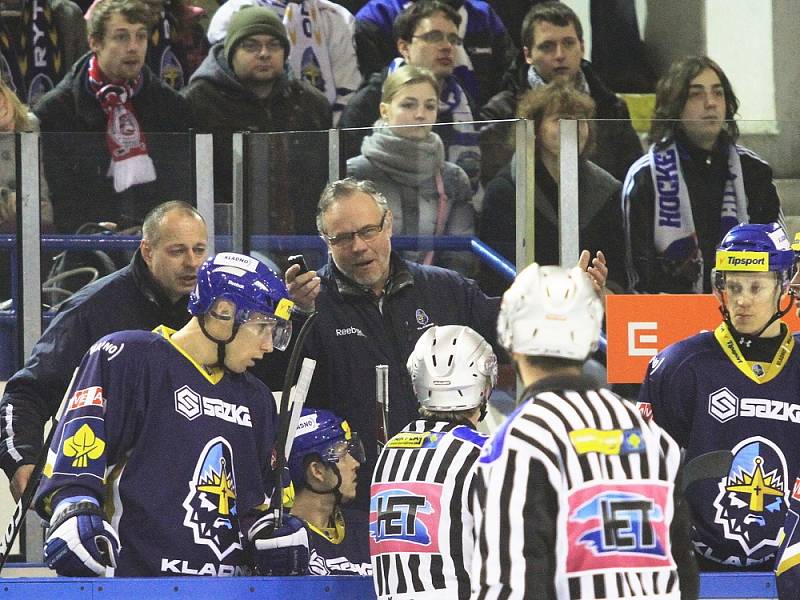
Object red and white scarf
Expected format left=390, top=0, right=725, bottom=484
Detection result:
left=87, top=54, right=156, bottom=193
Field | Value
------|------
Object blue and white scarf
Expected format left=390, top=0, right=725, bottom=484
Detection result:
left=649, top=141, right=747, bottom=293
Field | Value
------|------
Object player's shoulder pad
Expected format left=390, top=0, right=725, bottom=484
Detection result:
left=647, top=331, right=711, bottom=376
left=87, top=329, right=155, bottom=362
left=451, top=425, right=488, bottom=449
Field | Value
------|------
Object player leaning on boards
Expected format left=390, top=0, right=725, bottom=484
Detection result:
left=639, top=222, right=800, bottom=571
left=33, top=253, right=310, bottom=577
left=371, top=324, right=496, bottom=599
left=472, top=263, right=697, bottom=599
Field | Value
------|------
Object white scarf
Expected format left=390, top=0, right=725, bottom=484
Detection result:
left=283, top=0, right=336, bottom=105
left=649, top=141, right=748, bottom=293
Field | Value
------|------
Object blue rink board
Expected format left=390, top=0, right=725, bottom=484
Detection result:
left=0, top=573, right=780, bottom=599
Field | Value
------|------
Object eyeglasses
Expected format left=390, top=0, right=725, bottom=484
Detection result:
left=412, top=30, right=463, bottom=46
left=239, top=39, right=284, bottom=54
left=323, top=212, right=387, bottom=247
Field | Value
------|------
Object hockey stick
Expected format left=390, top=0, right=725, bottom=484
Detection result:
left=271, top=357, right=316, bottom=524
left=283, top=358, right=317, bottom=464
left=0, top=367, right=79, bottom=572
left=270, top=311, right=319, bottom=524
left=375, top=364, right=389, bottom=451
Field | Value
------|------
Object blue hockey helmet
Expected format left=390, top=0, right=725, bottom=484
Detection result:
left=713, top=222, right=794, bottom=293
left=188, top=253, right=294, bottom=351
left=288, top=408, right=365, bottom=488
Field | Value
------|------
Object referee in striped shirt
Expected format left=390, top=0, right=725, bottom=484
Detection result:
left=471, top=263, right=698, bottom=600
left=370, top=325, right=497, bottom=599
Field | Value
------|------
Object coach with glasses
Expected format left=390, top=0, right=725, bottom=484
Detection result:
left=282, top=178, right=609, bottom=510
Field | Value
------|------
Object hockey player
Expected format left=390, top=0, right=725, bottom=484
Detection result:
left=34, top=252, right=311, bottom=577
left=472, top=263, right=697, bottom=599
left=371, top=324, right=497, bottom=600
left=638, top=222, right=800, bottom=571
left=287, top=408, right=371, bottom=575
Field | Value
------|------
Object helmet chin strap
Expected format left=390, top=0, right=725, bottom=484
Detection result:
left=197, top=313, right=240, bottom=371
left=719, top=292, right=794, bottom=341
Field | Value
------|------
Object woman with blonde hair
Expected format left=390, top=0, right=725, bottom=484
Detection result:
left=346, top=64, right=475, bottom=273
left=0, top=78, right=53, bottom=230
left=0, top=78, right=54, bottom=303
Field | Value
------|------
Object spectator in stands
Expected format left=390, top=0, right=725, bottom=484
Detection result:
left=280, top=177, right=608, bottom=510
left=0, top=0, right=87, bottom=106
left=85, top=0, right=207, bottom=89
left=479, top=1, right=641, bottom=184
left=354, top=0, right=514, bottom=107
left=0, top=79, right=53, bottom=234
left=623, top=55, right=782, bottom=294
left=0, top=201, right=207, bottom=502
left=207, top=0, right=362, bottom=125
left=0, top=79, right=55, bottom=305
left=479, top=82, right=624, bottom=296
left=288, top=408, right=371, bottom=576
left=182, top=5, right=331, bottom=232
left=340, top=0, right=482, bottom=207
left=35, top=0, right=194, bottom=235
left=347, top=65, right=474, bottom=273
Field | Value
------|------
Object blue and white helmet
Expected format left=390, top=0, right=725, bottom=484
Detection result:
left=714, top=222, right=794, bottom=293
left=288, top=408, right=364, bottom=487
left=188, top=253, right=294, bottom=350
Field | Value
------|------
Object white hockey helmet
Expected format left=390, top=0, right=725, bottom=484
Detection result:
left=406, top=325, right=497, bottom=412
left=498, top=263, right=603, bottom=361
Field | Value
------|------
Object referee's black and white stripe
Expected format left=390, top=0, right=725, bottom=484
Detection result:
left=472, top=387, right=684, bottom=600
left=371, top=420, right=487, bottom=600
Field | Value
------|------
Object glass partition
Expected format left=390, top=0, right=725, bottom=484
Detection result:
left=0, top=132, right=20, bottom=381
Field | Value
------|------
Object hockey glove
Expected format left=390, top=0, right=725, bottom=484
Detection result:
left=44, top=498, right=120, bottom=577
left=248, top=512, right=309, bottom=576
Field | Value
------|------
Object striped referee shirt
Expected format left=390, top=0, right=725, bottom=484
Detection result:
left=370, top=419, right=488, bottom=600
left=472, top=375, right=686, bottom=600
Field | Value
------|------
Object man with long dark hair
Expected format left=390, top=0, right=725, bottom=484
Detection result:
left=623, top=55, right=782, bottom=294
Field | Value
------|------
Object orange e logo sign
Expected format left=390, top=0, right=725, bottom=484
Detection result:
left=628, top=322, right=658, bottom=357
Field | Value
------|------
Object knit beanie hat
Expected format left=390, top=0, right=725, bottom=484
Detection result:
left=224, top=6, right=290, bottom=64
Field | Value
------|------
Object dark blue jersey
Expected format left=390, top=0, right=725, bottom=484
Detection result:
left=35, top=327, right=278, bottom=576
left=304, top=507, right=371, bottom=576
left=639, top=324, right=800, bottom=568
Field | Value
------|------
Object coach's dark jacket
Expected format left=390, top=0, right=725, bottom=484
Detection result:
left=296, top=252, right=499, bottom=508
left=0, top=251, right=192, bottom=479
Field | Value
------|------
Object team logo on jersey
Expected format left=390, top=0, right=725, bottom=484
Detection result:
left=159, top=47, right=184, bottom=90
left=50, top=417, right=107, bottom=480
left=566, top=481, right=673, bottom=573
left=182, top=437, right=242, bottom=560
left=174, top=386, right=252, bottom=427
left=26, top=73, right=54, bottom=108
left=300, top=47, right=325, bottom=93
left=63, top=423, right=105, bottom=468
left=712, top=436, right=788, bottom=560
left=66, top=386, right=105, bottom=413
left=708, top=387, right=739, bottom=423
left=369, top=482, right=442, bottom=554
